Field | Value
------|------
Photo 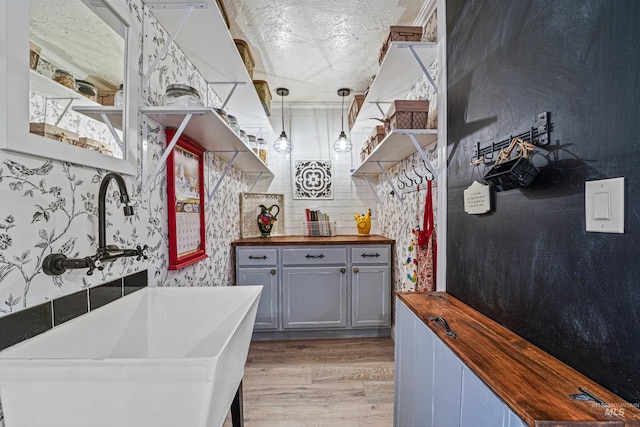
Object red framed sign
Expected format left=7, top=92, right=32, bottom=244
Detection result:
left=166, top=128, right=208, bottom=270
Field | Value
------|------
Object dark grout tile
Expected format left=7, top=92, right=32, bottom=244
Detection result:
left=89, top=278, right=123, bottom=310
left=0, top=302, right=53, bottom=352
left=52, top=289, right=88, bottom=326
left=124, top=269, right=148, bottom=295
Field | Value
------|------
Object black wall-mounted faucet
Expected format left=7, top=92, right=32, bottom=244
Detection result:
left=43, top=173, right=147, bottom=276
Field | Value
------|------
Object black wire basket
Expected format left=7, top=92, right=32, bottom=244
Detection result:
left=483, top=157, right=540, bottom=192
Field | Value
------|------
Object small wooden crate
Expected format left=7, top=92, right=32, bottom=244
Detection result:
left=234, top=39, right=255, bottom=79
left=384, top=100, right=430, bottom=133
left=253, top=80, right=272, bottom=116
left=369, top=125, right=386, bottom=150
left=29, top=123, right=79, bottom=146
left=348, top=94, right=365, bottom=130
left=379, top=26, right=423, bottom=64
left=78, top=137, right=114, bottom=156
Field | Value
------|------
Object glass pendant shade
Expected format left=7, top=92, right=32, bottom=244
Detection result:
left=334, top=130, right=352, bottom=153
left=273, top=88, right=292, bottom=154
left=334, top=88, right=352, bottom=153
left=274, top=130, right=293, bottom=154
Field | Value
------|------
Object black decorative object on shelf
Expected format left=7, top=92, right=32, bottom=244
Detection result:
left=484, top=155, right=540, bottom=192
left=472, top=112, right=551, bottom=192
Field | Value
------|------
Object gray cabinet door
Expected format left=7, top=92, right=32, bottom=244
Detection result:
left=351, top=265, right=390, bottom=327
left=237, top=267, right=278, bottom=330
left=282, top=266, right=347, bottom=329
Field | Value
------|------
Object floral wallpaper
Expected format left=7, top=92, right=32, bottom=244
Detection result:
left=376, top=38, right=440, bottom=293
left=0, top=0, right=245, bottom=317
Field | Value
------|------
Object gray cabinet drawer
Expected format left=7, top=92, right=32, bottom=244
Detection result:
left=351, top=246, right=390, bottom=264
left=237, top=248, right=278, bottom=266
left=282, top=246, right=347, bottom=265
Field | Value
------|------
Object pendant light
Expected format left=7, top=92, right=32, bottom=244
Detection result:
left=334, top=88, right=352, bottom=153
left=273, top=87, right=293, bottom=153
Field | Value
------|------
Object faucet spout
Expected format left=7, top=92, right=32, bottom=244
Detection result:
left=98, top=172, right=133, bottom=251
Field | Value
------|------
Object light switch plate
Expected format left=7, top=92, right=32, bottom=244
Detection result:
left=585, top=177, right=624, bottom=233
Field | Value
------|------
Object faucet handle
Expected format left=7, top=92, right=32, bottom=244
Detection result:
left=85, top=256, right=104, bottom=276
left=136, top=245, right=149, bottom=261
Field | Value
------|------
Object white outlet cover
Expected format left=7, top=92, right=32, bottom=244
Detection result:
left=585, top=177, right=624, bottom=233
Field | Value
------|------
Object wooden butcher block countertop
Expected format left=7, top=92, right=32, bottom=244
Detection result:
left=398, top=292, right=640, bottom=426
left=232, top=234, right=394, bottom=246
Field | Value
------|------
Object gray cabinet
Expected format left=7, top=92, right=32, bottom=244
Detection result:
left=351, top=246, right=391, bottom=328
left=394, top=298, right=526, bottom=427
left=236, top=248, right=279, bottom=330
left=234, top=243, right=391, bottom=338
left=282, top=266, right=347, bottom=329
left=237, top=267, right=278, bottom=330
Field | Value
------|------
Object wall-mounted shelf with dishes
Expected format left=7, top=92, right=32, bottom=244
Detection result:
left=349, top=41, right=439, bottom=202
left=141, top=0, right=272, bottom=138
left=140, top=106, right=273, bottom=200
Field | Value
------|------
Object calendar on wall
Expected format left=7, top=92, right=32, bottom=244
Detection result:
left=166, top=129, right=208, bottom=270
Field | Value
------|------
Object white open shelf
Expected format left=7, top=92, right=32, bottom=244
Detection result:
left=141, top=106, right=272, bottom=176
left=30, top=70, right=97, bottom=107
left=72, top=105, right=124, bottom=130
left=351, top=129, right=438, bottom=175
left=352, top=41, right=437, bottom=132
left=142, top=0, right=273, bottom=139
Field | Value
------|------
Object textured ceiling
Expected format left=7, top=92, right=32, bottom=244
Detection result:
left=225, top=0, right=425, bottom=105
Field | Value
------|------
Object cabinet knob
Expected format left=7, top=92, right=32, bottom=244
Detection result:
left=340, top=268, right=346, bottom=274
left=270, top=269, right=276, bottom=275
left=353, top=268, right=359, bottom=273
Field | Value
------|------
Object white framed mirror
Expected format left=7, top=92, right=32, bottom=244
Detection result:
left=1, top=0, right=138, bottom=176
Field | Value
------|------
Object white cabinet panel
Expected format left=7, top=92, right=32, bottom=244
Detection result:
left=460, top=366, right=507, bottom=427
left=433, top=335, right=463, bottom=427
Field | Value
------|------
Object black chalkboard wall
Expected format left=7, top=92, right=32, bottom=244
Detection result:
left=446, top=0, right=640, bottom=403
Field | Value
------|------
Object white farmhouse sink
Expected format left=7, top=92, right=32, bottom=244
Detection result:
left=0, top=286, right=261, bottom=427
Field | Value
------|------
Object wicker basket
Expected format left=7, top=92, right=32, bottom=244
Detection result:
left=379, top=26, right=423, bottom=64
left=253, top=80, right=272, bottom=116
left=348, top=94, right=365, bottom=130
left=234, top=39, right=255, bottom=79
left=384, top=100, right=430, bottom=133
left=30, top=123, right=79, bottom=146
left=369, top=125, right=386, bottom=150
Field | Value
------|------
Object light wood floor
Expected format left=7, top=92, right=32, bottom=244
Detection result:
left=223, top=337, right=395, bottom=427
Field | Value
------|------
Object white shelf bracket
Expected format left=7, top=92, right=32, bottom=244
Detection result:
left=376, top=161, right=404, bottom=203
left=207, top=151, right=240, bottom=200
left=372, top=101, right=391, bottom=118
left=405, top=44, right=438, bottom=93
left=143, top=3, right=207, bottom=86
left=406, top=133, right=438, bottom=182
left=141, top=112, right=194, bottom=194
left=99, top=112, right=124, bottom=150
left=51, top=98, right=74, bottom=127
left=360, top=174, right=381, bottom=203
left=208, top=82, right=247, bottom=110
left=248, top=172, right=264, bottom=192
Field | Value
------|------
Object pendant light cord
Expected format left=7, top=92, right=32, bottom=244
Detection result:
left=281, top=93, right=285, bottom=132
left=341, top=95, right=345, bottom=132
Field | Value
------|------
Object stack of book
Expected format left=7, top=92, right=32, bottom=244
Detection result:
left=304, top=209, right=334, bottom=237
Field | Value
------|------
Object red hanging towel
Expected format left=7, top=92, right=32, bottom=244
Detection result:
left=416, top=179, right=436, bottom=292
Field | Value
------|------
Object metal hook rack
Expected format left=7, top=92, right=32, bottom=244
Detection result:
left=471, top=112, right=551, bottom=165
